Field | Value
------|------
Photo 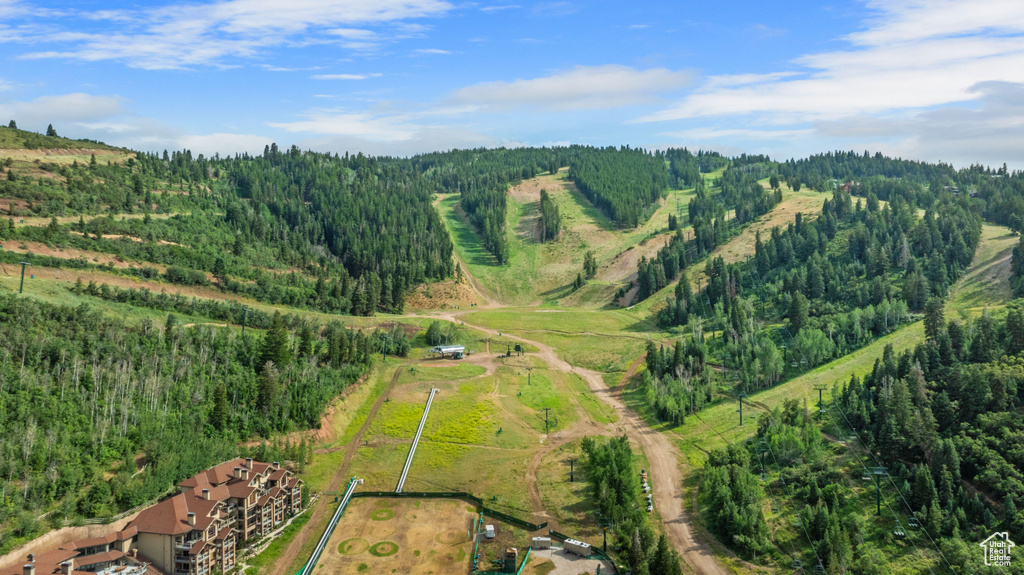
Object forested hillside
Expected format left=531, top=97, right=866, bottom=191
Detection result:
left=644, top=185, right=982, bottom=423
left=0, top=294, right=376, bottom=554
left=568, top=146, right=670, bottom=228
left=631, top=164, right=780, bottom=303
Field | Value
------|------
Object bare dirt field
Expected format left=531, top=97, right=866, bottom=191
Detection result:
left=318, top=497, right=475, bottom=574
left=406, top=277, right=480, bottom=311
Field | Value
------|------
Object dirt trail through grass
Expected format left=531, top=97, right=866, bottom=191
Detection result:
left=440, top=311, right=729, bottom=575
left=272, top=367, right=404, bottom=573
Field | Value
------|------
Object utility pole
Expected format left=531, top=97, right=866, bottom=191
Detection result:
left=814, top=385, right=827, bottom=415
left=871, top=467, right=888, bottom=516
left=569, top=457, right=576, bottom=482
left=543, top=407, right=551, bottom=434
left=526, top=367, right=533, bottom=386
left=18, top=261, right=30, bottom=294
left=241, top=306, right=250, bottom=333
left=736, top=392, right=748, bottom=425
left=381, top=334, right=392, bottom=362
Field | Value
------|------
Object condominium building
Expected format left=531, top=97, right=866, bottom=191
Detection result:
left=5, top=458, right=304, bottom=575
left=133, top=457, right=303, bottom=575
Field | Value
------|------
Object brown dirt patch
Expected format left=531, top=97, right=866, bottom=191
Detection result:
left=0, top=240, right=169, bottom=272
left=0, top=199, right=30, bottom=214
left=318, top=498, right=474, bottom=575
left=0, top=264, right=257, bottom=305
left=0, top=148, right=134, bottom=164
left=13, top=212, right=184, bottom=228
left=594, top=233, right=674, bottom=284
left=405, top=277, right=480, bottom=311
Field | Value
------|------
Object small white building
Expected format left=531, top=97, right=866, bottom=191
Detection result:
left=485, top=525, right=496, bottom=539
left=531, top=537, right=551, bottom=550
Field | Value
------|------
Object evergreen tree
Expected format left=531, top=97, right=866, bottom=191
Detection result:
left=789, top=292, right=809, bottom=333
left=260, top=312, right=291, bottom=371
left=924, top=297, right=945, bottom=342
left=212, top=380, right=228, bottom=431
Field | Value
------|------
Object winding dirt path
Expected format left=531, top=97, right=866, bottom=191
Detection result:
left=451, top=315, right=729, bottom=575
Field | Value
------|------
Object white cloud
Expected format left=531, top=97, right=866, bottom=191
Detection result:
left=178, top=132, right=271, bottom=156
left=449, top=65, right=691, bottom=112
left=268, top=111, right=420, bottom=141
left=18, top=0, right=453, bottom=69
left=299, top=126, right=518, bottom=157
left=816, top=81, right=1024, bottom=168
left=413, top=48, right=451, bottom=55
left=638, top=0, right=1024, bottom=124
left=0, top=93, right=125, bottom=126
left=660, top=127, right=814, bottom=141
left=312, top=73, right=382, bottom=80
left=480, top=5, right=520, bottom=12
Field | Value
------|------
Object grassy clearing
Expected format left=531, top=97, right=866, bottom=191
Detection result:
left=496, top=367, right=578, bottom=435
left=464, top=308, right=641, bottom=333
left=514, top=330, right=648, bottom=373
left=711, top=188, right=827, bottom=266
left=948, top=223, right=1016, bottom=313
left=567, top=373, right=618, bottom=424
left=397, top=363, right=486, bottom=385
left=536, top=440, right=603, bottom=538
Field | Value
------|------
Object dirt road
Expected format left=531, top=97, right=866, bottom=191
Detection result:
left=452, top=315, right=729, bottom=575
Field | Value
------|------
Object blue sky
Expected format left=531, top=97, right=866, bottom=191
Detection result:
left=2, top=0, right=1024, bottom=168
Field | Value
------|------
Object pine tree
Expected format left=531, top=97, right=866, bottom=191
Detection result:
left=924, top=297, right=944, bottom=342
left=212, top=381, right=228, bottom=431
left=260, top=312, right=291, bottom=371
left=258, top=363, right=280, bottom=416
left=7, top=120, right=15, bottom=129
left=789, top=292, right=809, bottom=333
left=46, top=124, right=57, bottom=137
left=297, top=324, right=314, bottom=359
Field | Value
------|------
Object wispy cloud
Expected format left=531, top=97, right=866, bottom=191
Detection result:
left=749, top=23, right=786, bottom=39
left=312, top=73, right=382, bottom=80
left=413, top=48, right=451, bottom=55
left=16, top=0, right=454, bottom=69
left=480, top=4, right=520, bottom=12
left=449, top=65, right=691, bottom=112
left=0, top=93, right=126, bottom=125
left=268, top=110, right=419, bottom=141
left=639, top=0, right=1024, bottom=124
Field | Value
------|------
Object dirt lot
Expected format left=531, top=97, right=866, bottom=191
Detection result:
left=318, top=497, right=475, bottom=574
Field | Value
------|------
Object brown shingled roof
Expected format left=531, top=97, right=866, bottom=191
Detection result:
left=0, top=548, right=77, bottom=575
left=75, top=549, right=125, bottom=568
left=130, top=494, right=193, bottom=536
left=189, top=540, right=208, bottom=555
